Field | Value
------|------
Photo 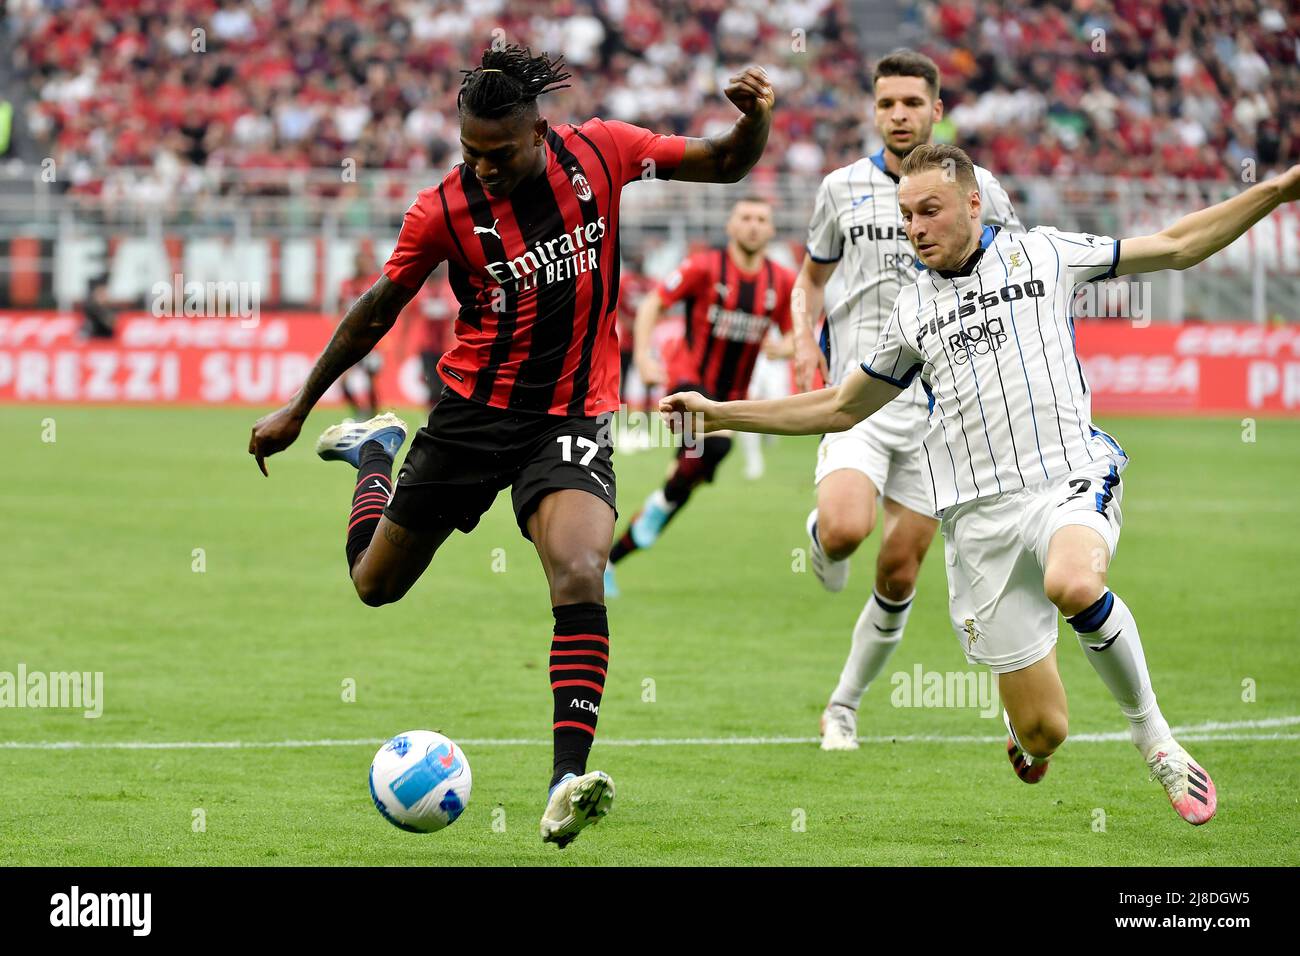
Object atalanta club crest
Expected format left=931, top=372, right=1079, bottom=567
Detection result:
left=571, top=171, right=593, bottom=202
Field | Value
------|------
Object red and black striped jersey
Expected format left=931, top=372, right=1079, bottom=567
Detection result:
left=658, top=246, right=796, bottom=402
left=382, top=118, right=687, bottom=416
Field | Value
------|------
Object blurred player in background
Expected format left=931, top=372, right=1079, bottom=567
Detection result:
left=613, top=265, right=659, bottom=452
left=664, top=148, right=1300, bottom=826
left=616, top=266, right=653, bottom=407
left=791, top=51, right=1022, bottom=750
left=249, top=45, right=775, bottom=848
left=739, top=324, right=795, bottom=480
left=337, top=248, right=383, bottom=419
left=605, top=196, right=795, bottom=595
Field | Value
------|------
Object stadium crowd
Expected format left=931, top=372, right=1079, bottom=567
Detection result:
left=915, top=0, right=1298, bottom=180
left=7, top=0, right=1297, bottom=196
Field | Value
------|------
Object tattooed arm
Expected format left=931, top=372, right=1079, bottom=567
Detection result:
left=674, top=66, right=774, bottom=184
left=248, top=276, right=417, bottom=475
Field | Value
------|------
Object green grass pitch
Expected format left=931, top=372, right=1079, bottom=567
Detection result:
left=1, top=406, right=1297, bottom=866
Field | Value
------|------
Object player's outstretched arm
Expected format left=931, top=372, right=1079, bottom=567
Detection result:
left=247, top=275, right=417, bottom=475
left=661, top=367, right=899, bottom=437
left=674, top=66, right=773, bottom=184
left=1116, top=164, right=1300, bottom=277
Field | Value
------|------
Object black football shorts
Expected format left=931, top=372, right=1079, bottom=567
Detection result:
left=383, top=388, right=617, bottom=539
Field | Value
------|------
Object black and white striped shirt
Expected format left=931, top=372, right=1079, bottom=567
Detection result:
left=862, top=225, right=1127, bottom=513
left=806, top=148, right=1022, bottom=393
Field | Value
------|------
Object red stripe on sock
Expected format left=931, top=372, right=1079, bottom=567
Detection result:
left=349, top=509, right=387, bottom=527
left=553, top=720, right=595, bottom=736
left=352, top=492, right=390, bottom=505
left=551, top=633, right=610, bottom=645
left=550, top=679, right=605, bottom=693
left=355, top=474, right=392, bottom=491
left=549, top=663, right=607, bottom=677
left=549, top=648, right=609, bottom=662
left=347, top=512, right=385, bottom=534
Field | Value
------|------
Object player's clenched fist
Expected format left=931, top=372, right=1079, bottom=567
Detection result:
left=659, top=390, right=717, bottom=433
left=724, top=66, right=775, bottom=117
left=248, top=404, right=306, bottom=476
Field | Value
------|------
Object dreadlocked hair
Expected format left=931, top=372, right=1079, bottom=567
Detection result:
left=457, top=45, right=572, bottom=120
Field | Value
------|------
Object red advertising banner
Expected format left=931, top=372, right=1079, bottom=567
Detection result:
left=1075, top=321, right=1300, bottom=414
left=1, top=312, right=1297, bottom=415
left=0, top=312, right=428, bottom=406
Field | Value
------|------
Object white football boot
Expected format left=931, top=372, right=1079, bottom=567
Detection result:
left=315, top=411, right=407, bottom=466
left=806, top=509, right=849, bottom=592
left=819, top=703, right=859, bottom=751
left=540, top=770, right=615, bottom=848
left=1145, top=739, right=1217, bottom=825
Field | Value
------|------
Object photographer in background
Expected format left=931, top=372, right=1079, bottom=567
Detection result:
left=80, top=277, right=117, bottom=340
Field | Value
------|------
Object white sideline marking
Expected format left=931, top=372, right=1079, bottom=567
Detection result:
left=1, top=715, right=1297, bottom=751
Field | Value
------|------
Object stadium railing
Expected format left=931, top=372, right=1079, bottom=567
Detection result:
left=0, top=164, right=1295, bottom=322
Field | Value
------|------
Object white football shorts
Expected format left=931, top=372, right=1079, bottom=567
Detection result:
left=813, top=390, right=933, bottom=517
left=939, top=448, right=1127, bottom=673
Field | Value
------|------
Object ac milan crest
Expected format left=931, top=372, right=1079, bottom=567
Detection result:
left=571, top=171, right=593, bottom=202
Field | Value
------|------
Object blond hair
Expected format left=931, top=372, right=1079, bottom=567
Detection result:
left=899, top=143, right=978, bottom=193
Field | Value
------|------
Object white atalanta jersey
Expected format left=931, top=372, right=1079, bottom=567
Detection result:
left=807, top=148, right=1022, bottom=393
left=862, top=225, right=1127, bottom=514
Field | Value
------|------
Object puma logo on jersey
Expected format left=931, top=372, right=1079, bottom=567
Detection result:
left=473, top=219, right=501, bottom=239
left=590, top=472, right=610, bottom=494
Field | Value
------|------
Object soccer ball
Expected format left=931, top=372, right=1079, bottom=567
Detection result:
left=368, top=730, right=472, bottom=833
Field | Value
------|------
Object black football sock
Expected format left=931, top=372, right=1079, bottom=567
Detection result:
left=610, top=458, right=705, bottom=566
left=663, top=435, right=732, bottom=505
left=609, top=516, right=640, bottom=563
left=662, top=455, right=708, bottom=508
left=345, top=441, right=393, bottom=571
left=549, top=602, right=609, bottom=788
